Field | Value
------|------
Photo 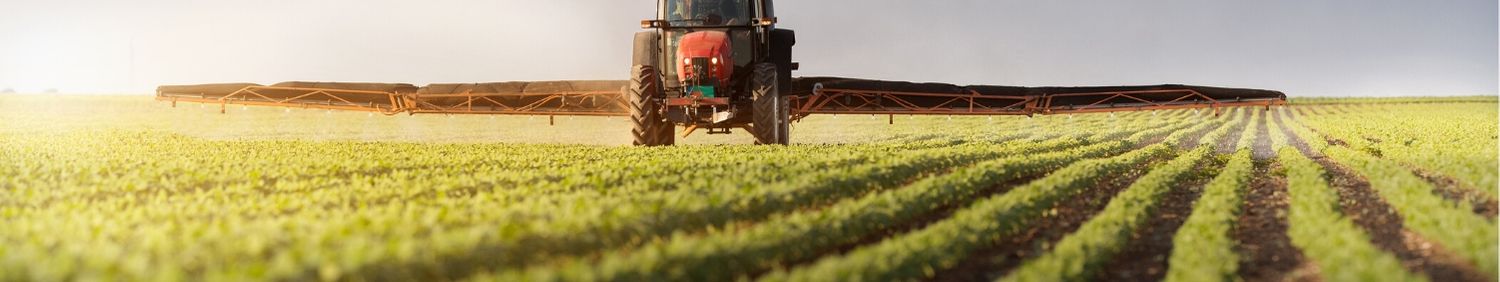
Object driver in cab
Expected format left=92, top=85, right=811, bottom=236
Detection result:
left=672, top=0, right=746, bottom=26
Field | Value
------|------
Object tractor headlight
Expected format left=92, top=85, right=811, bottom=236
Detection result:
left=684, top=58, right=692, bottom=65
left=711, top=57, right=719, bottom=65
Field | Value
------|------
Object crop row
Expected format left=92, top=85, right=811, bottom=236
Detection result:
left=329, top=111, right=1205, bottom=280
left=496, top=127, right=1148, bottom=281
left=0, top=110, right=1192, bottom=281
left=2, top=110, right=1174, bottom=207
left=1292, top=103, right=1497, bottom=199
left=0, top=132, right=984, bottom=206
left=0, top=137, right=1045, bottom=281
left=1318, top=145, right=1498, bottom=277
left=1003, top=145, right=1213, bottom=281
left=468, top=111, right=1211, bottom=281
left=1276, top=145, right=1423, bottom=281
left=764, top=145, right=1173, bottom=281
left=1160, top=109, right=1263, bottom=281
left=1003, top=108, right=1253, bottom=281
left=755, top=109, right=1234, bottom=281
left=1281, top=109, right=1497, bottom=278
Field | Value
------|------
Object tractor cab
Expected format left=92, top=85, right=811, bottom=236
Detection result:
left=631, top=0, right=796, bottom=146
left=665, top=0, right=753, bottom=26
left=653, top=0, right=763, bottom=96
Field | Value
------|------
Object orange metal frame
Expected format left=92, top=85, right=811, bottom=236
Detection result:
left=788, top=87, right=1285, bottom=121
left=158, top=85, right=1285, bottom=119
left=1037, top=89, right=1274, bottom=113
left=157, top=86, right=406, bottom=115
left=157, top=86, right=629, bottom=116
left=403, top=90, right=628, bottom=116
left=788, top=88, right=1035, bottom=120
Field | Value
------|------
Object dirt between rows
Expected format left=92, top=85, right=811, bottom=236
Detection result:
left=1286, top=113, right=1496, bottom=219
left=751, top=137, right=1103, bottom=278
left=1217, top=110, right=1254, bottom=153
left=1251, top=110, right=1275, bottom=160
left=928, top=157, right=1164, bottom=282
left=1274, top=112, right=1489, bottom=282
left=1312, top=157, right=1488, bottom=282
left=1176, top=115, right=1228, bottom=150
left=1232, top=160, right=1304, bottom=281
left=1091, top=160, right=1218, bottom=281
left=1411, top=167, right=1499, bottom=219
left=760, top=172, right=1048, bottom=276
left=1225, top=110, right=1306, bottom=281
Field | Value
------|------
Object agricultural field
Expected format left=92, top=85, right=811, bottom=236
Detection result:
left=0, top=95, right=1496, bottom=281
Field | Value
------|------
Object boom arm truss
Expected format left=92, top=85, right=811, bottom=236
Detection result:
left=788, top=86, right=1284, bottom=121
left=156, top=81, right=631, bottom=116
left=156, top=78, right=1285, bottom=118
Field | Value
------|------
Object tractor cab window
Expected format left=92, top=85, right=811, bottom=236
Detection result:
left=665, top=0, right=751, bottom=26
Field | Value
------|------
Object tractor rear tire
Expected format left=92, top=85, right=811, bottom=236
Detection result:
left=629, top=65, right=672, bottom=146
left=752, top=63, right=789, bottom=145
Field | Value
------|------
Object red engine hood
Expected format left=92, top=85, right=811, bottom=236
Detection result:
left=676, top=31, right=733, bottom=85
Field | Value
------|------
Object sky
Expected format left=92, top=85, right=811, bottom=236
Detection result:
left=0, top=0, right=1495, bottom=96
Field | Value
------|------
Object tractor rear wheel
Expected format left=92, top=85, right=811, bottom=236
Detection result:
left=629, top=65, right=672, bottom=146
left=752, top=63, right=789, bottom=145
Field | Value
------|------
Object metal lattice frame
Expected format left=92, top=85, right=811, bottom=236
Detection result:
left=787, top=87, right=1286, bottom=121
left=1037, top=89, right=1285, bottom=114
left=159, top=85, right=1285, bottom=119
left=788, top=88, right=1035, bottom=120
left=404, top=91, right=629, bottom=116
left=157, top=86, right=406, bottom=115
left=158, top=86, right=630, bottom=116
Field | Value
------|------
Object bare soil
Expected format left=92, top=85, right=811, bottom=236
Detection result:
left=1177, top=118, right=1224, bottom=150
left=1251, top=110, right=1274, bottom=160
left=1409, top=168, right=1498, bottom=219
left=1233, top=160, right=1304, bottom=281
left=1217, top=110, right=1252, bottom=153
left=1291, top=107, right=1311, bottom=120
left=1092, top=160, right=1217, bottom=281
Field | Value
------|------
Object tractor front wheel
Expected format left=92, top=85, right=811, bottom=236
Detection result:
left=629, top=65, right=673, bottom=146
left=752, top=63, right=789, bottom=145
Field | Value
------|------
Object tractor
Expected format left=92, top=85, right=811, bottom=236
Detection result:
left=630, top=0, right=797, bottom=146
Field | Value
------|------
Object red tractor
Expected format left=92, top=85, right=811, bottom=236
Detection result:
left=630, top=0, right=797, bottom=146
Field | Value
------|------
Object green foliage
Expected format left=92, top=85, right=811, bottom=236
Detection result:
left=0, top=96, right=1203, bottom=281
left=999, top=109, right=1245, bottom=282
left=2, top=95, right=1496, bottom=282
left=1320, top=146, right=1498, bottom=278
left=1277, top=147, right=1425, bottom=282
left=1163, top=149, right=1253, bottom=282
left=510, top=135, right=1135, bottom=281
left=761, top=143, right=1176, bottom=282
left=1157, top=109, right=1264, bottom=282
left=1293, top=103, right=1498, bottom=200
left=1002, top=146, right=1214, bottom=281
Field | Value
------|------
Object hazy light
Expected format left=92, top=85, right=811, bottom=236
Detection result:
left=0, top=0, right=1494, bottom=96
